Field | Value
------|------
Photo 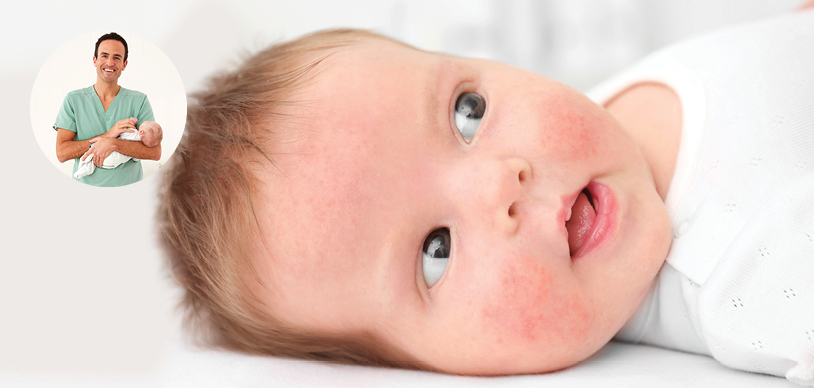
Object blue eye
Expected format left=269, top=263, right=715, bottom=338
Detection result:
left=454, top=92, right=485, bottom=143
left=422, top=228, right=451, bottom=287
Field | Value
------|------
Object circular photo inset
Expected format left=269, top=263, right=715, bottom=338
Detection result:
left=30, top=30, right=186, bottom=187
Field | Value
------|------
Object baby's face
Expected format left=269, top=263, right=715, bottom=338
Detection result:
left=138, top=121, right=161, bottom=147
left=253, top=39, right=671, bottom=374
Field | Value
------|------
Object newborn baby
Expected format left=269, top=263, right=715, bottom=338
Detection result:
left=75, top=119, right=162, bottom=178
left=159, top=10, right=814, bottom=386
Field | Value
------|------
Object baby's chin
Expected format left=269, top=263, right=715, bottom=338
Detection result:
left=430, top=353, right=588, bottom=377
left=422, top=335, right=605, bottom=376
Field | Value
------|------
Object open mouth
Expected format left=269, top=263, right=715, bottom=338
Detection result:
left=565, top=186, right=598, bottom=257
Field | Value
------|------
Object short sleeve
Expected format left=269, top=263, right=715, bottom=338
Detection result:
left=135, top=96, right=155, bottom=129
left=53, top=94, right=77, bottom=132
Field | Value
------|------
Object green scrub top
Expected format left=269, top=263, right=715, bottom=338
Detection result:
left=53, top=86, right=155, bottom=187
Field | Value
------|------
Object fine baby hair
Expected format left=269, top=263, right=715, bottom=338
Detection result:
left=158, top=29, right=422, bottom=368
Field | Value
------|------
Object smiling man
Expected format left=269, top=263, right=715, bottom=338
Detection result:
left=54, top=32, right=161, bottom=187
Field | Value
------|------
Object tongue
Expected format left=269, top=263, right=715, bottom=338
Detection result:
left=566, top=192, right=597, bottom=255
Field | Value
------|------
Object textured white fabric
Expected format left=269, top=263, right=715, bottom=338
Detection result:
left=73, top=130, right=141, bottom=179
left=588, top=10, right=814, bottom=386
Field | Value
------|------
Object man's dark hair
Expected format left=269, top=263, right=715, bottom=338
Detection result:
left=94, top=32, right=129, bottom=62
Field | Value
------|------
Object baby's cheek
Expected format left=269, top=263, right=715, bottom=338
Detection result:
left=542, top=99, right=605, bottom=163
left=479, top=259, right=593, bottom=349
left=560, top=116, right=602, bottom=162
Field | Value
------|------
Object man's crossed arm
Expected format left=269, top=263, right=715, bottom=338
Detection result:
left=56, top=118, right=161, bottom=166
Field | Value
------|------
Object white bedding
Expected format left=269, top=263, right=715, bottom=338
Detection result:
left=0, top=339, right=798, bottom=387
left=153, top=336, right=796, bottom=387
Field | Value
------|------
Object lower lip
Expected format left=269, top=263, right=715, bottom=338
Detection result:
left=570, top=181, right=617, bottom=260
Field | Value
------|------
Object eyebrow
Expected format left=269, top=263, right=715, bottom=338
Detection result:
left=99, top=51, right=122, bottom=60
left=422, top=57, right=444, bottom=137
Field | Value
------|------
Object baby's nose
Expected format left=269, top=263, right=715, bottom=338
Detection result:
left=454, top=157, right=532, bottom=232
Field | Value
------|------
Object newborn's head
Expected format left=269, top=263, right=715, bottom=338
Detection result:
left=138, top=121, right=162, bottom=147
left=160, top=29, right=672, bottom=375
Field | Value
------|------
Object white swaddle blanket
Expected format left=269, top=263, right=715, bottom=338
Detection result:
left=74, top=130, right=141, bottom=179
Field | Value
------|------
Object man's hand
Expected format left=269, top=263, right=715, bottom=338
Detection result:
left=104, top=117, right=138, bottom=139
left=83, top=137, right=117, bottom=167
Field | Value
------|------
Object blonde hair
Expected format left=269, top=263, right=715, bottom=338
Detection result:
left=158, top=29, right=422, bottom=368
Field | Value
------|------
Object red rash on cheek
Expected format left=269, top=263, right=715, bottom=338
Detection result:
left=566, top=126, right=600, bottom=162
left=542, top=98, right=603, bottom=163
left=479, top=259, right=593, bottom=349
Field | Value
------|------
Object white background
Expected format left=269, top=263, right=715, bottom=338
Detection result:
left=0, top=0, right=807, bottom=386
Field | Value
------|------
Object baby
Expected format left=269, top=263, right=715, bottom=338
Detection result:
left=75, top=119, right=162, bottom=178
left=158, top=10, right=814, bottom=386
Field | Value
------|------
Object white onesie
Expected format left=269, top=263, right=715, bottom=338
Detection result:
left=74, top=129, right=141, bottom=179
left=587, top=11, right=814, bottom=386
